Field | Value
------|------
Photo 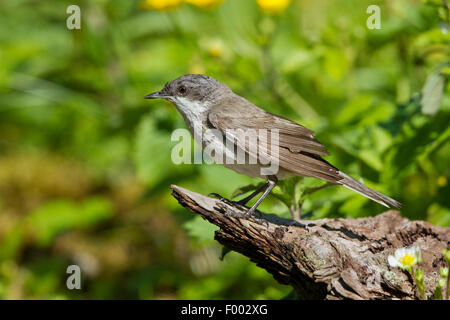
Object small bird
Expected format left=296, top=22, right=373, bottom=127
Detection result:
left=145, top=74, right=401, bottom=216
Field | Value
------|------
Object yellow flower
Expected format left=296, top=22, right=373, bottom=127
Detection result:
left=186, top=0, right=224, bottom=9
left=441, top=66, right=450, bottom=75
left=207, top=39, right=224, bottom=58
left=189, top=63, right=206, bottom=75
left=140, top=0, right=183, bottom=11
left=388, top=245, right=422, bottom=270
left=437, top=176, right=447, bottom=187
left=256, top=0, right=292, bottom=15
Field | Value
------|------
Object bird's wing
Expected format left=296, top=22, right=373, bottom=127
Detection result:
left=207, top=97, right=342, bottom=182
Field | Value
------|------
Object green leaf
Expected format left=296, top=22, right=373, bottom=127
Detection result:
left=27, top=197, right=113, bottom=246
left=433, top=285, right=443, bottom=300
left=421, top=64, right=449, bottom=115
left=440, top=267, right=448, bottom=278
left=0, top=226, right=25, bottom=260
left=134, top=114, right=191, bottom=188
left=220, top=246, right=232, bottom=261
left=183, top=215, right=218, bottom=243
left=332, top=126, right=391, bottom=172
left=231, top=182, right=266, bottom=199
left=427, top=203, right=450, bottom=227
left=272, top=176, right=303, bottom=208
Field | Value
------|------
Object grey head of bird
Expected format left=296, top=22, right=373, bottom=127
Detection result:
left=145, top=74, right=232, bottom=106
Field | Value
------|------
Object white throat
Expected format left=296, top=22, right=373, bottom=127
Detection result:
left=172, top=96, right=210, bottom=133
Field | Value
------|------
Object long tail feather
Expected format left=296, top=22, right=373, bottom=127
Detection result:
left=338, top=172, right=401, bottom=208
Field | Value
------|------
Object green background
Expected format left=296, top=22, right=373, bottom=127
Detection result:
left=0, top=0, right=449, bottom=299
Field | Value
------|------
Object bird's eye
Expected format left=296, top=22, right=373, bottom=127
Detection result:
left=178, top=86, right=187, bottom=94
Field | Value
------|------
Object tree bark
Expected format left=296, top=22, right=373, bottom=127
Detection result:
left=171, top=185, right=450, bottom=300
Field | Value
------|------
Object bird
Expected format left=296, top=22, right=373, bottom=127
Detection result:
left=145, top=74, right=401, bottom=217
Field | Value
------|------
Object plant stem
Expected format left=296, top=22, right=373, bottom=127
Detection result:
left=411, top=267, right=426, bottom=300
left=443, top=0, right=450, bottom=23
left=298, top=201, right=303, bottom=220
left=288, top=206, right=296, bottom=220
left=446, top=271, right=449, bottom=300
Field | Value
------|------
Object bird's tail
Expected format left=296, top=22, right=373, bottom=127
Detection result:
left=338, top=172, right=401, bottom=209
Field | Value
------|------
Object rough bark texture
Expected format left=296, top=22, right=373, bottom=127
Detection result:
left=171, top=185, right=450, bottom=300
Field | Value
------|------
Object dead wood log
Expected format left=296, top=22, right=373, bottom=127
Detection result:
left=171, top=185, right=450, bottom=300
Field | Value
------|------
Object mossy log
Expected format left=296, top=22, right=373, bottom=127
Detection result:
left=171, top=185, right=450, bottom=300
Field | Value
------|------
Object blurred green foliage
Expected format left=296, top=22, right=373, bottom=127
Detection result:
left=0, top=0, right=449, bottom=299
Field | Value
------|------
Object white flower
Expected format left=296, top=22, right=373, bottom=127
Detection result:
left=388, top=245, right=422, bottom=270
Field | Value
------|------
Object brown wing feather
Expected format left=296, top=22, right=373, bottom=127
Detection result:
left=207, top=96, right=342, bottom=182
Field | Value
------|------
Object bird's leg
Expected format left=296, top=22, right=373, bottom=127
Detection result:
left=208, top=193, right=227, bottom=201
left=246, top=175, right=278, bottom=217
left=208, top=193, right=243, bottom=210
left=208, top=182, right=268, bottom=208
left=236, top=182, right=269, bottom=206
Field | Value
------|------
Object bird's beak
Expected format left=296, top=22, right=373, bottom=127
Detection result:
left=144, top=91, right=168, bottom=99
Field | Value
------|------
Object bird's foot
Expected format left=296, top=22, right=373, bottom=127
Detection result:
left=248, top=211, right=269, bottom=227
left=208, top=193, right=249, bottom=211
left=213, top=202, right=269, bottom=227
left=213, top=202, right=247, bottom=218
left=208, top=192, right=224, bottom=200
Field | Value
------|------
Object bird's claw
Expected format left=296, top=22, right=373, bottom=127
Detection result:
left=213, top=202, right=269, bottom=227
left=251, top=215, right=269, bottom=228
left=209, top=193, right=247, bottom=210
left=214, top=202, right=245, bottom=217
left=208, top=192, right=225, bottom=200
left=247, top=210, right=269, bottom=227
left=209, top=192, right=269, bottom=227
